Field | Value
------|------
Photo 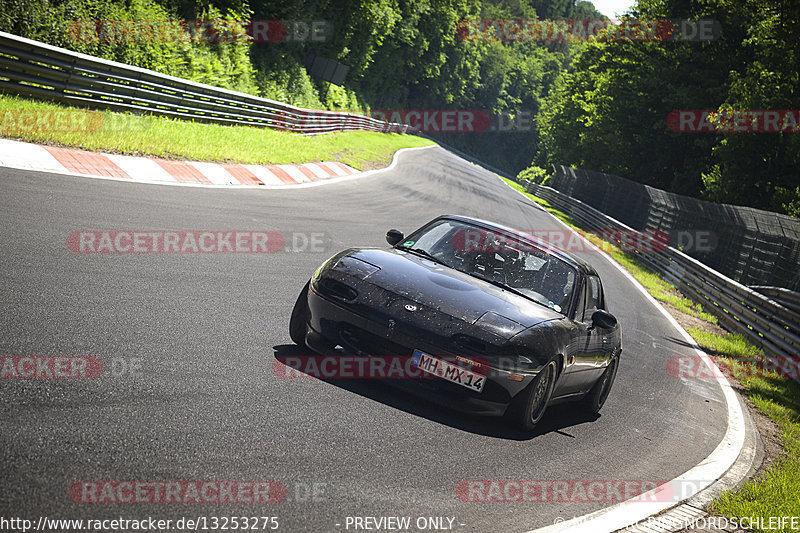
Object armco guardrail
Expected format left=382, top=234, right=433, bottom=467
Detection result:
left=525, top=180, right=800, bottom=378
left=0, top=31, right=408, bottom=135
left=751, top=286, right=800, bottom=316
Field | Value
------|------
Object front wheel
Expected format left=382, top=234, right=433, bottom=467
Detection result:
left=289, top=281, right=310, bottom=346
left=582, top=357, right=618, bottom=413
left=510, top=360, right=557, bottom=431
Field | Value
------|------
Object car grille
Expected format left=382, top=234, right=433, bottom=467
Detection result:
left=337, top=324, right=413, bottom=357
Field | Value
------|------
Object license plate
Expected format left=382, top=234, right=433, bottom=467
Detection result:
left=411, top=350, right=485, bottom=392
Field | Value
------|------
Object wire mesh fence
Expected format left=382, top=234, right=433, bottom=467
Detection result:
left=549, top=165, right=800, bottom=291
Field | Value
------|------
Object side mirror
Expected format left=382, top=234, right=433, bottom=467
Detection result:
left=386, top=229, right=404, bottom=246
left=591, top=309, right=617, bottom=329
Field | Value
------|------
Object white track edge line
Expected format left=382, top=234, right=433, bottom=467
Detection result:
left=497, top=177, right=746, bottom=533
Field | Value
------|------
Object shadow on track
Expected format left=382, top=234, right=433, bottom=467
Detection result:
left=271, top=344, right=600, bottom=441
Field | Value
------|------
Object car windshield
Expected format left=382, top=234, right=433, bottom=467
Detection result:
left=400, top=219, right=577, bottom=314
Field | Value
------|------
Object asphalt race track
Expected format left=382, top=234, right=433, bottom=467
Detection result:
left=0, top=146, right=729, bottom=532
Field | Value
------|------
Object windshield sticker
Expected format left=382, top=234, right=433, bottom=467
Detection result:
left=402, top=240, right=415, bottom=247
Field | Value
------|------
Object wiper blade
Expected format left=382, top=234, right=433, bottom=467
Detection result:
left=406, top=247, right=447, bottom=266
left=470, top=273, right=524, bottom=296
left=471, top=274, right=555, bottom=310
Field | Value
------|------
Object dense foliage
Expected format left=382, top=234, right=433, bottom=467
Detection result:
left=0, top=0, right=797, bottom=215
left=538, top=0, right=800, bottom=216
left=0, top=0, right=258, bottom=93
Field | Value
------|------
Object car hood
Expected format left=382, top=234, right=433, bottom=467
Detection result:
left=327, top=248, right=563, bottom=341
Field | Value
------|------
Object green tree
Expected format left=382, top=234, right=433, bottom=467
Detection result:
left=535, top=0, right=799, bottom=214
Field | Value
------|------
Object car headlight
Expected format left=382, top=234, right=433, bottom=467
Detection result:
left=508, top=352, right=539, bottom=372
left=492, top=346, right=543, bottom=373
left=311, top=253, right=343, bottom=289
left=336, top=256, right=381, bottom=279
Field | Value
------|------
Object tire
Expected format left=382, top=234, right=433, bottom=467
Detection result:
left=581, top=357, right=618, bottom=414
left=289, top=281, right=310, bottom=346
left=512, top=360, right=557, bottom=431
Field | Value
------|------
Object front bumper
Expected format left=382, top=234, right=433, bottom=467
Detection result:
left=305, top=287, right=538, bottom=416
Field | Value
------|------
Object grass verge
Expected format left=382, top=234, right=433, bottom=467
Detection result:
left=702, top=328, right=800, bottom=526
left=502, top=176, right=800, bottom=531
left=0, top=94, right=433, bottom=170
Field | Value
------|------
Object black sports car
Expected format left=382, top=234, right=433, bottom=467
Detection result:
left=289, top=215, right=621, bottom=430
